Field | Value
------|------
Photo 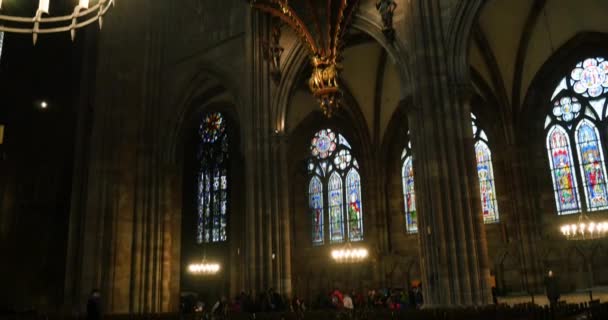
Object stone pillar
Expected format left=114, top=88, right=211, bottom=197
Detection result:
left=63, top=0, right=176, bottom=314
left=244, top=8, right=292, bottom=296
left=273, top=133, right=293, bottom=295
left=407, top=0, right=492, bottom=306
left=501, top=144, right=544, bottom=293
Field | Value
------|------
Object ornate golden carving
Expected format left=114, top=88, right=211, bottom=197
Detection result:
left=251, top=0, right=359, bottom=117
left=309, top=55, right=341, bottom=117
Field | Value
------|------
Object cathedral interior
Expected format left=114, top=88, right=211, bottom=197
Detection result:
left=2, top=0, right=608, bottom=318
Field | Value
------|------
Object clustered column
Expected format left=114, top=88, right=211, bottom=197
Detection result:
left=407, top=0, right=492, bottom=306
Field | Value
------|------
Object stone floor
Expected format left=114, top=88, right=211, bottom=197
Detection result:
left=498, top=286, right=608, bottom=306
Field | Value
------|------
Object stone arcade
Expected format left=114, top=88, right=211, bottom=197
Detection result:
left=1, top=0, right=608, bottom=316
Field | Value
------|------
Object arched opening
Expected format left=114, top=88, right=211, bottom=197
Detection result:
left=178, top=103, right=244, bottom=310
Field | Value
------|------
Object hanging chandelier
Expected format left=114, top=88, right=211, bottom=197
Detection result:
left=251, top=0, right=360, bottom=117
left=331, top=243, right=368, bottom=263
left=188, top=260, right=221, bottom=275
left=560, top=213, right=608, bottom=240
left=0, top=0, right=114, bottom=44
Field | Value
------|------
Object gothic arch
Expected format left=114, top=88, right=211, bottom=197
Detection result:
left=166, top=66, right=244, bottom=166
left=494, top=251, right=523, bottom=294
left=445, top=0, right=485, bottom=86
left=274, top=13, right=412, bottom=135
left=520, top=33, right=608, bottom=134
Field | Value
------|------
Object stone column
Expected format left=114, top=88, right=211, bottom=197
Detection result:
left=501, top=144, right=544, bottom=293
left=244, top=8, right=292, bottom=296
left=272, top=133, right=293, bottom=295
left=63, top=0, right=176, bottom=314
left=407, top=0, right=492, bottom=306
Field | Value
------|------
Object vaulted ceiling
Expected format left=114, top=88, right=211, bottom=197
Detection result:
left=287, top=31, right=401, bottom=144
left=469, top=0, right=608, bottom=110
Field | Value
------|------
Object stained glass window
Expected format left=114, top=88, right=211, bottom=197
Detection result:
left=575, top=120, right=608, bottom=211
left=197, top=112, right=229, bottom=243
left=547, top=126, right=581, bottom=214
left=307, top=129, right=364, bottom=244
left=569, top=57, right=608, bottom=98
left=309, top=176, right=324, bottom=245
left=401, top=136, right=417, bottom=233
left=0, top=32, right=4, bottom=63
left=545, top=57, right=608, bottom=215
left=475, top=141, right=499, bottom=223
left=346, top=169, right=363, bottom=241
left=471, top=114, right=500, bottom=223
left=328, top=172, right=344, bottom=243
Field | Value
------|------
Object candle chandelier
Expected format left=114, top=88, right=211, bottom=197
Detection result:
left=331, top=243, right=368, bottom=263
left=0, top=0, right=114, bottom=44
left=251, top=0, right=360, bottom=117
left=188, top=259, right=221, bottom=275
left=560, top=212, right=608, bottom=241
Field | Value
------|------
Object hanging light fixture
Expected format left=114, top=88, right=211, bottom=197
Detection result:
left=250, top=0, right=360, bottom=117
left=0, top=0, right=114, bottom=44
left=188, top=258, right=221, bottom=275
left=331, top=242, right=368, bottom=263
left=560, top=213, right=608, bottom=240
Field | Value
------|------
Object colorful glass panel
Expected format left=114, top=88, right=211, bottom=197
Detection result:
left=475, top=141, right=499, bottom=223
left=308, top=129, right=364, bottom=245
left=570, top=57, right=608, bottom=98
left=334, top=149, right=353, bottom=170
left=402, top=155, right=418, bottom=233
left=471, top=115, right=500, bottom=223
left=328, top=172, right=344, bottom=243
left=552, top=97, right=582, bottom=122
left=547, top=125, right=581, bottom=214
left=200, top=112, right=226, bottom=143
left=311, top=129, right=337, bottom=159
left=309, top=177, right=324, bottom=245
left=575, top=120, right=608, bottom=211
left=196, top=172, right=205, bottom=243
left=346, top=169, right=364, bottom=241
left=196, top=112, right=229, bottom=243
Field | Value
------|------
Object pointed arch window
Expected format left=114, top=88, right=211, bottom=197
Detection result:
left=309, top=176, right=324, bottom=245
left=401, top=133, right=417, bottom=233
left=545, top=57, right=608, bottom=214
left=471, top=114, right=500, bottom=223
left=307, top=129, right=364, bottom=245
left=575, top=120, right=608, bottom=210
left=197, top=112, right=230, bottom=243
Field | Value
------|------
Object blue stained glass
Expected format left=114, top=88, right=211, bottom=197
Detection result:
left=196, top=112, right=230, bottom=243
left=309, top=177, right=324, bottom=245
left=328, top=172, right=344, bottom=243
left=200, top=112, right=226, bottom=143
left=308, top=129, right=364, bottom=245
left=221, top=175, right=227, bottom=189
left=346, top=169, right=363, bottom=241
left=197, top=172, right=205, bottom=243
left=402, top=155, right=417, bottom=233
left=547, top=125, right=581, bottom=214
left=575, top=120, right=608, bottom=211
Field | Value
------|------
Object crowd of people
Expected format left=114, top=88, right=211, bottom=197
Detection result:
left=180, top=285, right=425, bottom=318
